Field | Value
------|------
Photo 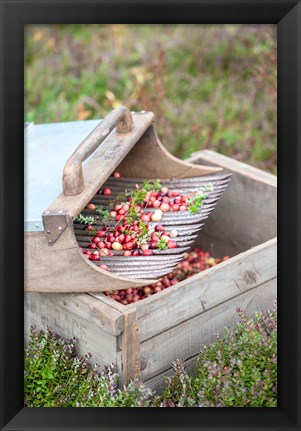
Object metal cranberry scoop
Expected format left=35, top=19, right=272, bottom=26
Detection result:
left=74, top=174, right=231, bottom=279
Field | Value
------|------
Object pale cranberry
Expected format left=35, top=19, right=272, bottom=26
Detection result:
left=160, top=203, right=170, bottom=212
left=99, top=264, right=108, bottom=270
left=86, top=203, right=96, bottom=210
left=112, top=242, right=123, bottom=251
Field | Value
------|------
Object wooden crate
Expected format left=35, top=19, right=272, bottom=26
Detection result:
left=24, top=150, right=277, bottom=393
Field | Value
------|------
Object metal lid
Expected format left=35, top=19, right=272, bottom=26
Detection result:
left=24, top=119, right=100, bottom=232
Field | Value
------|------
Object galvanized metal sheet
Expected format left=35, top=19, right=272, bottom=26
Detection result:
left=74, top=174, right=230, bottom=279
left=24, top=119, right=101, bottom=231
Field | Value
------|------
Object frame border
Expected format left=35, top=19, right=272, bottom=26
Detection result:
left=1, top=1, right=300, bottom=430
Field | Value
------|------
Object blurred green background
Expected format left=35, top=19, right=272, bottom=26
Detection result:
left=25, top=24, right=277, bottom=173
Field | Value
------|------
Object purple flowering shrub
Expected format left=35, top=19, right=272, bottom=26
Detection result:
left=24, top=326, right=153, bottom=407
left=154, top=302, right=277, bottom=407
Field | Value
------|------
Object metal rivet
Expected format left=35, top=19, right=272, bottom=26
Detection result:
left=48, top=240, right=52, bottom=244
left=35, top=223, right=40, bottom=228
left=58, top=226, right=62, bottom=231
left=47, top=230, right=51, bottom=234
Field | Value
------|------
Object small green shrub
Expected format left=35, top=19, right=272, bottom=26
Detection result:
left=24, top=326, right=153, bottom=407
left=25, top=304, right=277, bottom=407
left=154, top=303, right=277, bottom=407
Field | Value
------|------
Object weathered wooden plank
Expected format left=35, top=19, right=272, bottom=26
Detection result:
left=116, top=124, right=222, bottom=180
left=131, top=238, right=276, bottom=341
left=90, top=292, right=127, bottom=313
left=120, top=310, right=141, bottom=385
left=66, top=293, right=124, bottom=336
left=24, top=292, right=118, bottom=367
left=62, top=107, right=134, bottom=196
left=188, top=150, right=277, bottom=187
left=187, top=150, right=277, bottom=256
left=140, top=277, right=276, bottom=381
left=25, top=229, right=157, bottom=292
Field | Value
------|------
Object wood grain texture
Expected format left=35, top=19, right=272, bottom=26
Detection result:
left=129, top=238, right=276, bottom=341
left=89, top=292, right=127, bottom=313
left=187, top=150, right=277, bottom=256
left=62, top=107, right=134, bottom=196
left=188, top=150, right=277, bottom=187
left=116, top=125, right=222, bottom=179
left=24, top=292, right=120, bottom=367
left=120, top=310, right=141, bottom=384
left=25, top=228, right=157, bottom=292
left=140, top=277, right=276, bottom=382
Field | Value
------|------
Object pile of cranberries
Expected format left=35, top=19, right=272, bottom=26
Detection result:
left=80, top=172, right=198, bottom=269
left=104, top=247, right=230, bottom=305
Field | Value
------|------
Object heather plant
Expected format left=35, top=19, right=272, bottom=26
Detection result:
left=24, top=326, right=153, bottom=407
left=154, top=302, right=277, bottom=407
left=25, top=304, right=277, bottom=407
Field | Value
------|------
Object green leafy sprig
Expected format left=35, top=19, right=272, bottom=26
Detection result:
left=187, top=183, right=214, bottom=214
left=156, top=238, right=168, bottom=251
left=95, top=205, right=110, bottom=223
left=75, top=214, right=95, bottom=225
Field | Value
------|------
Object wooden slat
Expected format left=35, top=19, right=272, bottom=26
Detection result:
left=67, top=293, right=124, bottom=336
left=188, top=150, right=277, bottom=187
left=120, top=310, right=141, bottom=385
left=186, top=150, right=277, bottom=256
left=24, top=292, right=119, bottom=367
left=140, top=277, right=277, bottom=382
left=89, top=292, right=127, bottom=313
left=130, top=238, right=276, bottom=341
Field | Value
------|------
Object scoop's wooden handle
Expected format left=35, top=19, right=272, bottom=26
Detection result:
left=62, top=106, right=134, bottom=196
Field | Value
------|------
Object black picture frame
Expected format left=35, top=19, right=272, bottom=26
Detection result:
left=1, top=1, right=300, bottom=430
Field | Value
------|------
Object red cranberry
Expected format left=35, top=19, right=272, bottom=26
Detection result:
left=142, top=250, right=153, bottom=256
left=167, top=240, right=177, bottom=249
left=103, top=188, right=111, bottom=195
left=96, top=241, right=106, bottom=249
left=97, top=230, right=106, bottom=238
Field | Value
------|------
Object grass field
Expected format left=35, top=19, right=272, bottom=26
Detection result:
left=25, top=24, right=277, bottom=173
